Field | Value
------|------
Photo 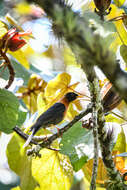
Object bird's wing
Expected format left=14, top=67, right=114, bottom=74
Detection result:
left=30, top=102, right=66, bottom=132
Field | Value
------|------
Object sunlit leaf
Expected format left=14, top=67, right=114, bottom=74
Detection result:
left=60, top=122, right=93, bottom=171
left=7, top=133, right=73, bottom=190
left=114, top=0, right=126, bottom=7
left=106, top=4, right=126, bottom=50
left=44, top=72, right=80, bottom=115
left=9, top=49, right=30, bottom=69
left=105, top=113, right=125, bottom=124
left=66, top=104, right=79, bottom=121
left=83, top=158, right=108, bottom=186
left=113, top=127, right=126, bottom=153
left=43, top=45, right=55, bottom=58
left=15, top=2, right=31, bottom=15
left=18, top=74, right=47, bottom=114
left=37, top=92, right=47, bottom=115
left=113, top=128, right=127, bottom=176
left=0, top=20, right=8, bottom=38
left=63, top=47, right=79, bottom=66
left=0, top=89, right=19, bottom=134
left=32, top=149, right=73, bottom=190
left=6, top=133, right=38, bottom=190
left=120, top=44, right=127, bottom=65
left=45, top=72, right=71, bottom=100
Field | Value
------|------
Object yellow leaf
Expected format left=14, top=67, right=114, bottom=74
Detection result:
left=114, top=0, right=126, bottom=7
left=9, top=49, right=30, bottom=69
left=66, top=103, right=79, bottom=120
left=11, top=187, right=20, bottom=190
left=32, top=149, right=73, bottom=190
left=18, top=74, right=47, bottom=113
left=83, top=177, right=106, bottom=190
left=6, top=133, right=38, bottom=190
left=106, top=5, right=126, bottom=50
left=45, top=72, right=71, bottom=99
left=43, top=45, right=55, bottom=58
left=63, top=47, right=79, bottom=66
left=15, top=2, right=31, bottom=15
left=83, top=158, right=108, bottom=186
left=37, top=92, right=47, bottom=115
left=0, top=21, right=8, bottom=38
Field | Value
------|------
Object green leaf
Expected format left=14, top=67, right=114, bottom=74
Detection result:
left=0, top=89, right=19, bottom=134
left=113, top=127, right=126, bottom=153
left=1, top=59, right=31, bottom=85
left=120, top=45, right=127, bottom=66
left=16, top=106, right=27, bottom=127
left=60, top=122, right=93, bottom=171
left=105, top=113, right=124, bottom=124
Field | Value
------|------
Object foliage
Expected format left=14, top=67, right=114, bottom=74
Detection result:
left=0, top=0, right=127, bottom=190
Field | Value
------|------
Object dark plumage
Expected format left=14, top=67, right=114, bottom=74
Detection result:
left=23, top=92, right=78, bottom=147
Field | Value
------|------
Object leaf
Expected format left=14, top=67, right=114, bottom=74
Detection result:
left=37, top=92, right=47, bottom=115
left=0, top=89, right=19, bottom=134
left=1, top=58, right=31, bottom=85
left=114, top=0, right=126, bottom=7
left=32, top=149, right=73, bottom=190
left=45, top=72, right=71, bottom=100
left=18, top=74, right=47, bottom=114
left=60, top=122, right=93, bottom=171
left=44, top=72, right=80, bottom=116
left=112, top=128, right=127, bottom=173
left=9, top=49, right=30, bottom=69
left=106, top=4, right=126, bottom=51
left=7, top=133, right=73, bottom=190
left=6, top=133, right=38, bottom=190
left=16, top=106, right=27, bottom=127
left=43, top=45, right=55, bottom=58
left=105, top=113, right=125, bottom=124
left=120, top=44, right=127, bottom=66
left=63, top=47, right=79, bottom=66
left=83, top=158, right=108, bottom=186
left=0, top=20, right=8, bottom=38
left=15, top=2, right=31, bottom=15
left=113, top=127, right=126, bottom=153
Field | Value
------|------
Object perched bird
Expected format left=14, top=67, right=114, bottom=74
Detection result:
left=23, top=92, right=78, bottom=147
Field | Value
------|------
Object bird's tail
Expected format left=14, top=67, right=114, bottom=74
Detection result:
left=23, top=127, right=36, bottom=148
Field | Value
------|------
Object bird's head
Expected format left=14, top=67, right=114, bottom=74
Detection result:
left=64, top=92, right=78, bottom=102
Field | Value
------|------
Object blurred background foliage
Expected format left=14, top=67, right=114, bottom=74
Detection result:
left=1, top=0, right=127, bottom=189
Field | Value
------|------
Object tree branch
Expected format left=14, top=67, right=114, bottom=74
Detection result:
left=0, top=50, right=15, bottom=89
left=89, top=78, right=99, bottom=190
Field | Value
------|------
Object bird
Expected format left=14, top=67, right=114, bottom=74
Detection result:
left=23, top=92, right=79, bottom=147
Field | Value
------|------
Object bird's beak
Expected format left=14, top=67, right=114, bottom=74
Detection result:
left=77, top=94, right=84, bottom=98
left=77, top=94, right=91, bottom=102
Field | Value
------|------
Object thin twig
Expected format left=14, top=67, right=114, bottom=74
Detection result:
left=13, top=126, right=59, bottom=151
left=0, top=49, right=15, bottom=89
